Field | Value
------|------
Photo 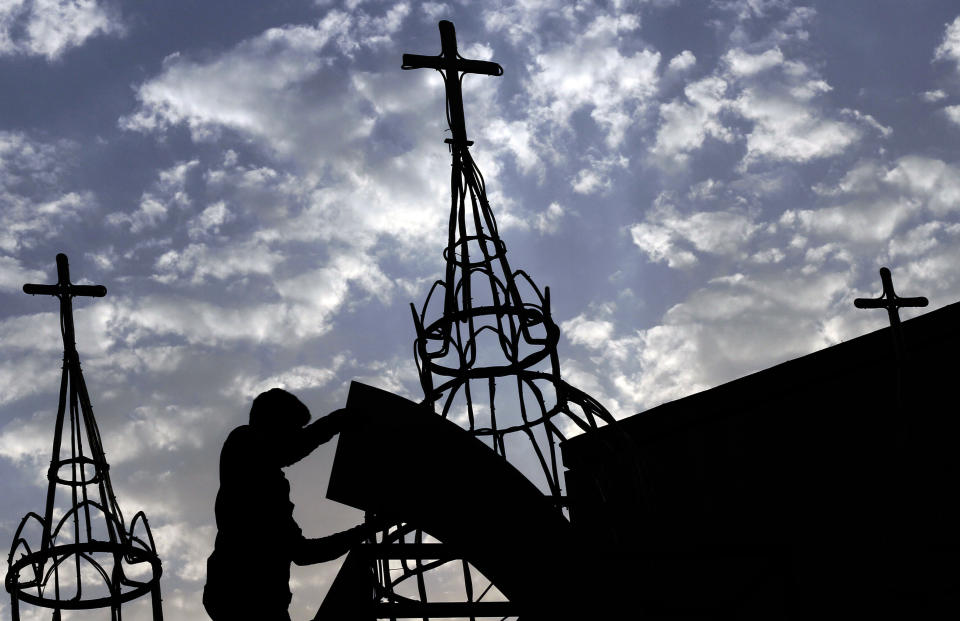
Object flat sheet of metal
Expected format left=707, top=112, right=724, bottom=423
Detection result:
left=326, top=381, right=579, bottom=611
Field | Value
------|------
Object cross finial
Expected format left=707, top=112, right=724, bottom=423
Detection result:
left=23, top=253, right=106, bottom=354
left=854, top=267, right=927, bottom=330
left=402, top=20, right=503, bottom=145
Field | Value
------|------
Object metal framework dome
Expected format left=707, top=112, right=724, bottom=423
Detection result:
left=5, top=254, right=163, bottom=621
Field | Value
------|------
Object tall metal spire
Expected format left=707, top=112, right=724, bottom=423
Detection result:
left=6, top=254, right=163, bottom=621
left=404, top=19, right=614, bottom=498
left=357, top=20, right=616, bottom=618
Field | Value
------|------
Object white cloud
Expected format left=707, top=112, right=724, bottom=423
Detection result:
left=484, top=118, right=541, bottom=175
left=534, top=202, right=565, bottom=234
left=0, top=191, right=96, bottom=253
left=734, top=86, right=860, bottom=167
left=883, top=155, right=960, bottom=214
left=943, top=105, right=960, bottom=127
left=724, top=46, right=784, bottom=76
left=0, top=411, right=51, bottom=465
left=889, top=222, right=943, bottom=258
left=104, top=405, right=212, bottom=465
left=934, top=15, right=960, bottom=74
left=154, top=240, right=284, bottom=284
left=841, top=108, right=892, bottom=138
left=526, top=14, right=660, bottom=148
left=120, top=7, right=412, bottom=161
left=120, top=22, right=343, bottom=146
left=0, top=256, right=44, bottom=292
left=152, top=521, right=216, bottom=582
left=234, top=360, right=345, bottom=400
left=653, top=26, right=878, bottom=171
left=782, top=156, right=960, bottom=247
left=572, top=168, right=608, bottom=194
left=108, top=156, right=200, bottom=233
left=653, top=76, right=733, bottom=162
left=0, top=0, right=122, bottom=60
left=0, top=132, right=99, bottom=253
left=420, top=2, right=449, bottom=21
left=561, top=314, right=614, bottom=348
left=667, top=49, right=696, bottom=72
left=566, top=267, right=861, bottom=413
left=482, top=0, right=569, bottom=48
left=630, top=193, right=759, bottom=268
left=187, top=201, right=232, bottom=239
left=781, top=197, right=916, bottom=244
left=922, top=89, right=947, bottom=103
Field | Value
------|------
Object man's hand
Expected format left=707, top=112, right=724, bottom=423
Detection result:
left=324, top=407, right=350, bottom=425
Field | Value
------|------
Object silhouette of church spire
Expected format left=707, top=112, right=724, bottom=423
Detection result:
left=6, top=254, right=163, bottom=621
left=406, top=19, right=613, bottom=496
left=355, top=20, right=617, bottom=618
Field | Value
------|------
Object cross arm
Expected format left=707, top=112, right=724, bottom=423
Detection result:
left=854, top=296, right=927, bottom=309
left=401, top=54, right=503, bottom=76
left=23, top=283, right=107, bottom=297
left=454, top=57, right=503, bottom=76
left=853, top=298, right=885, bottom=309
left=401, top=53, right=444, bottom=71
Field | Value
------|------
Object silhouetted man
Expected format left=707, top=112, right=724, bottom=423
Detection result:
left=203, top=388, right=371, bottom=621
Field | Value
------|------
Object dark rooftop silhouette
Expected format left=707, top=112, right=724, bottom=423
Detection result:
left=563, top=297, right=960, bottom=618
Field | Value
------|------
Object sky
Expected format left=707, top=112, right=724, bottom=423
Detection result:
left=2, top=0, right=960, bottom=618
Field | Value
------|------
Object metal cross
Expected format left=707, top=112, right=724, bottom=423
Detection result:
left=854, top=267, right=928, bottom=410
left=402, top=20, right=503, bottom=145
left=23, top=253, right=106, bottom=354
left=854, top=267, right=927, bottom=332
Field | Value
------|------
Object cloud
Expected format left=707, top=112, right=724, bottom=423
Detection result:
left=525, top=13, right=660, bottom=148
left=652, top=76, right=733, bottom=163
left=561, top=314, right=614, bottom=348
left=0, top=256, right=44, bottom=292
left=667, top=49, right=696, bottom=72
left=0, top=0, right=122, bottom=60
left=0, top=191, right=96, bottom=253
left=102, top=405, right=213, bottom=466
left=153, top=240, right=284, bottom=284
left=0, top=132, right=97, bottom=253
left=933, top=15, right=960, bottom=74
left=0, top=410, right=52, bottom=466
left=782, top=156, right=960, bottom=247
left=107, top=160, right=198, bottom=234
left=630, top=192, right=759, bottom=268
left=724, top=46, right=784, bottom=76
left=653, top=39, right=871, bottom=170
left=733, top=84, right=861, bottom=167
left=120, top=7, right=412, bottom=161
left=562, top=267, right=860, bottom=414
left=533, top=202, right=565, bottom=234
left=943, top=105, right=960, bottom=128
left=922, top=89, right=947, bottom=103
left=233, top=359, right=345, bottom=400
left=151, top=521, right=216, bottom=581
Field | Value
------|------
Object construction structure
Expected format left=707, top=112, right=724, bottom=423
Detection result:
left=320, top=20, right=617, bottom=618
left=5, top=254, right=163, bottom=620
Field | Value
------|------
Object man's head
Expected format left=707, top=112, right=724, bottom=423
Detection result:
left=249, top=388, right=311, bottom=431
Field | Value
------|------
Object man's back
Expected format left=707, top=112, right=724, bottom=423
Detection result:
left=205, top=425, right=301, bottom=619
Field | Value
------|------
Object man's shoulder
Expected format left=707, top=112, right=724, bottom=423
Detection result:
left=222, top=425, right=255, bottom=456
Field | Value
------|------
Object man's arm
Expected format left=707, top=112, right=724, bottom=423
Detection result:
left=283, top=408, right=350, bottom=466
left=291, top=522, right=374, bottom=565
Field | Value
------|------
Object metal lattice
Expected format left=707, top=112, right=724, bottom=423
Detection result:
left=363, top=21, right=616, bottom=618
left=5, top=254, right=163, bottom=620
